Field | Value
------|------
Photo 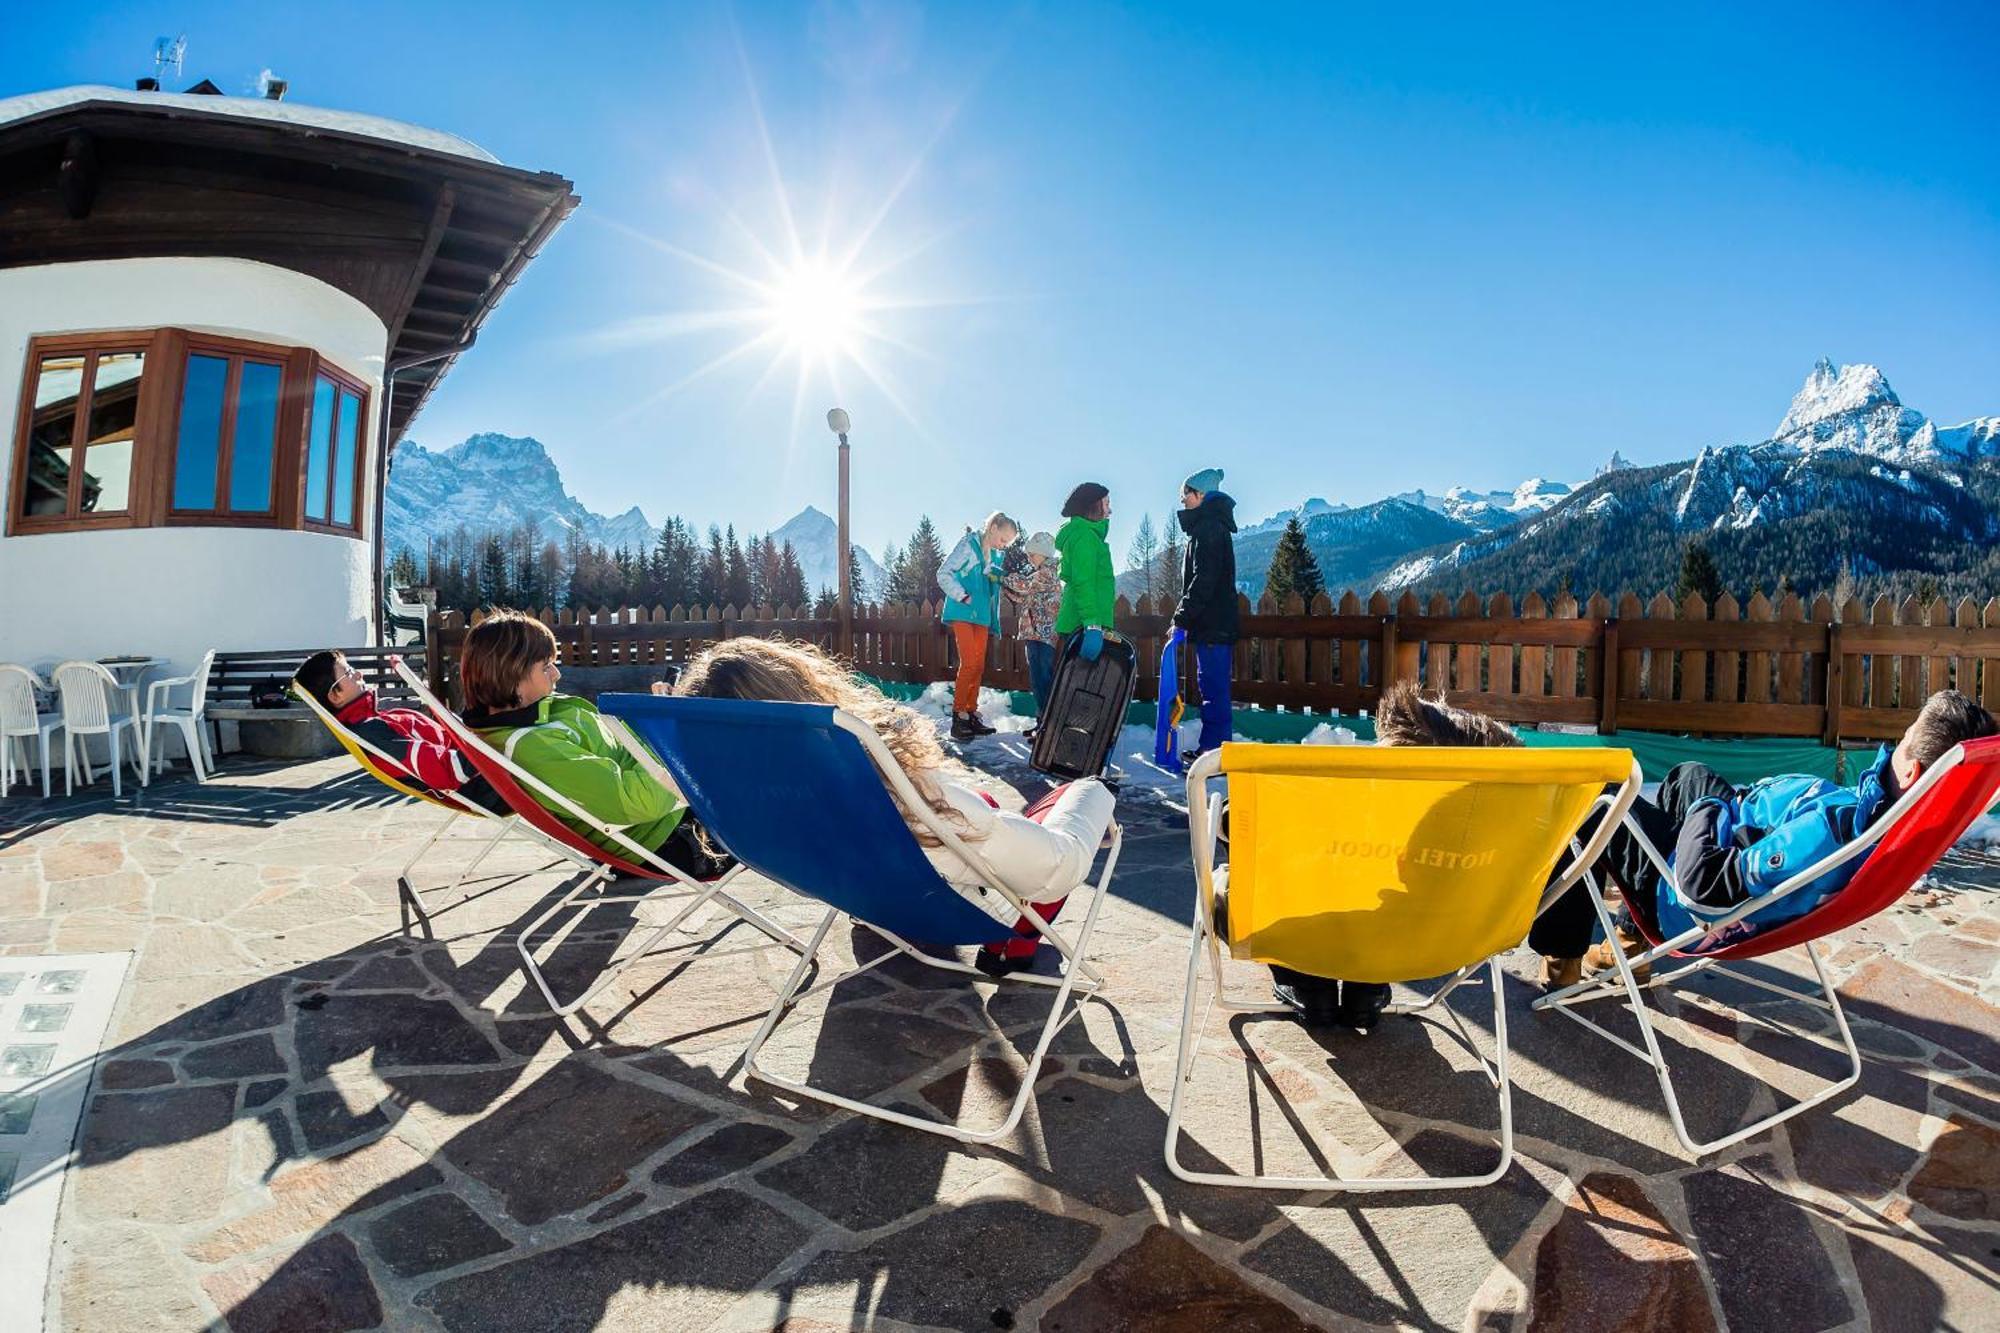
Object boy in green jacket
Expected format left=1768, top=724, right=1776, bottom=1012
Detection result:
left=459, top=609, right=730, bottom=878
left=1055, top=482, right=1116, bottom=661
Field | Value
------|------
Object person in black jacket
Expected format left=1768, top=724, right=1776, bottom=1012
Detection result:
left=1173, top=467, right=1238, bottom=760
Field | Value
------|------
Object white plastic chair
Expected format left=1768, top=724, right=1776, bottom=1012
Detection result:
left=52, top=661, right=147, bottom=798
left=143, top=649, right=217, bottom=782
left=0, top=665, right=64, bottom=800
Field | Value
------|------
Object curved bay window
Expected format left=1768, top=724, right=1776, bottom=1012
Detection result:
left=8, top=329, right=370, bottom=538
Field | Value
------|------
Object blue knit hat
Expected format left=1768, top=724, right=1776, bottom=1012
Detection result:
left=1183, top=467, right=1224, bottom=496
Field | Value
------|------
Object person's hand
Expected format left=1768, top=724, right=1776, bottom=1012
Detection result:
left=1079, top=628, right=1104, bottom=661
left=649, top=680, right=672, bottom=696
left=953, top=590, right=973, bottom=604
left=1167, top=627, right=1187, bottom=650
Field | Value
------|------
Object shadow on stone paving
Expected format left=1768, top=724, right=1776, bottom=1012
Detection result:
left=35, top=765, right=1987, bottom=1330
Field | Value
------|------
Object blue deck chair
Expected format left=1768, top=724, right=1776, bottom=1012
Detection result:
left=599, top=692, right=1122, bottom=1144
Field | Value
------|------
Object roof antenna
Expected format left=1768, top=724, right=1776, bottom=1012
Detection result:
left=153, top=34, right=187, bottom=83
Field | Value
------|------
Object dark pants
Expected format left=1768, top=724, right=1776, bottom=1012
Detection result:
left=616, top=814, right=736, bottom=882
left=1528, top=762, right=1737, bottom=958
left=1194, top=641, right=1234, bottom=752
left=1024, top=639, right=1057, bottom=714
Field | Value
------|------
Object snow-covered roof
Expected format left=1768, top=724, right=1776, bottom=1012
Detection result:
left=0, top=84, right=500, bottom=165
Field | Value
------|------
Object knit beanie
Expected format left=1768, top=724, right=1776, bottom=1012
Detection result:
left=1183, top=467, right=1224, bottom=496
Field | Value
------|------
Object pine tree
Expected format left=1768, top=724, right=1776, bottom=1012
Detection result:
left=389, top=546, right=419, bottom=591
left=1677, top=538, right=1724, bottom=605
left=756, top=535, right=784, bottom=608
left=697, top=525, right=725, bottom=607
left=652, top=518, right=696, bottom=608
left=1157, top=512, right=1183, bottom=607
left=537, top=540, right=564, bottom=611
left=1264, top=516, right=1322, bottom=604
left=723, top=525, right=752, bottom=609
left=1127, top=513, right=1161, bottom=603
left=847, top=546, right=870, bottom=605
left=479, top=533, right=511, bottom=607
left=814, top=585, right=837, bottom=618
left=880, top=541, right=913, bottom=603
left=745, top=534, right=769, bottom=606
left=773, top=542, right=810, bottom=608
left=905, top=516, right=945, bottom=602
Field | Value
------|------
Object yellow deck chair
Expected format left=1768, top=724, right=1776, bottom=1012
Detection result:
left=1168, top=742, right=1640, bottom=1192
left=293, top=684, right=568, bottom=937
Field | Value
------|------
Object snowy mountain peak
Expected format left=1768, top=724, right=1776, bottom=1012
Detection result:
left=446, top=432, right=559, bottom=474
left=1594, top=450, right=1636, bottom=478
left=1777, top=360, right=1900, bottom=438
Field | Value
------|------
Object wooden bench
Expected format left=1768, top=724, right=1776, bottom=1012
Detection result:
left=207, top=647, right=426, bottom=758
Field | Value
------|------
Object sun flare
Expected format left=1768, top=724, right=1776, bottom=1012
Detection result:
left=761, top=260, right=864, bottom=361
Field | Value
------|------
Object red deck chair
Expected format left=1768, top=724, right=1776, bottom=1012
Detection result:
left=391, top=659, right=810, bottom=1015
left=1535, top=735, right=2000, bottom=1155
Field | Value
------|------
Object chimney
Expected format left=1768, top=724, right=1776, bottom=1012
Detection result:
left=263, top=76, right=288, bottom=101
left=135, top=77, right=159, bottom=91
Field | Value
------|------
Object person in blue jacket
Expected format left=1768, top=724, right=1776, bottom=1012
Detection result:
left=938, top=510, right=1021, bottom=742
left=1534, top=688, right=1996, bottom=986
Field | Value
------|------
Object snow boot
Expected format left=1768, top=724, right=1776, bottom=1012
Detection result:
left=950, top=712, right=980, bottom=742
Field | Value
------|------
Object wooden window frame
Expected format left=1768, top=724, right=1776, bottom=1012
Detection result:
left=163, top=331, right=298, bottom=529
left=7, top=330, right=166, bottom=535
left=8, top=328, right=373, bottom=542
left=299, top=359, right=372, bottom=538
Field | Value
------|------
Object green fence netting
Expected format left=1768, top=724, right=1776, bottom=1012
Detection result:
left=858, top=675, right=1855, bottom=784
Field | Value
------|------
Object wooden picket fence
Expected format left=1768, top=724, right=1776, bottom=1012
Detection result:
left=428, top=588, right=2000, bottom=744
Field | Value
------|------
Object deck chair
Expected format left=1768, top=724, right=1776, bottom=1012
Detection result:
left=1535, top=734, right=2000, bottom=1156
left=1170, top=743, right=1640, bottom=1192
left=390, top=659, right=810, bottom=1015
left=292, top=683, right=570, bottom=938
left=599, top=692, right=1123, bottom=1145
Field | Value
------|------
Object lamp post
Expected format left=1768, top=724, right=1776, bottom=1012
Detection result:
left=827, top=407, right=852, bottom=656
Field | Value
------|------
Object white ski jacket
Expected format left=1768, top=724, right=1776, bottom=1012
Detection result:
left=920, top=777, right=1117, bottom=924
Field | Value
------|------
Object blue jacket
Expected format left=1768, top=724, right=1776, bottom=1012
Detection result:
left=1655, top=746, right=1895, bottom=944
left=938, top=532, right=1004, bottom=632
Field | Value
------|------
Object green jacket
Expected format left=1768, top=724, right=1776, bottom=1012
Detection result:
left=1054, top=515, right=1115, bottom=634
left=470, top=693, right=683, bottom=857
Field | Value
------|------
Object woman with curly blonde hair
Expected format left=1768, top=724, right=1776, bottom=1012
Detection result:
left=675, top=636, right=1116, bottom=975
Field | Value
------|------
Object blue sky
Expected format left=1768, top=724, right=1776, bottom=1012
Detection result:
left=7, top=2, right=1997, bottom=555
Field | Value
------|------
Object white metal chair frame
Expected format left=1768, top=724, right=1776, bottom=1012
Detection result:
left=51, top=661, right=149, bottom=798
left=1167, top=747, right=1642, bottom=1192
left=0, top=665, right=64, bottom=800
left=656, top=706, right=1122, bottom=1145
left=141, top=650, right=217, bottom=782
left=291, top=683, right=570, bottom=938
left=393, top=659, right=811, bottom=1016
left=1532, top=743, right=1996, bottom=1157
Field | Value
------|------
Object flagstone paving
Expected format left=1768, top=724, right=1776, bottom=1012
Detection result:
left=1, top=748, right=1997, bottom=1331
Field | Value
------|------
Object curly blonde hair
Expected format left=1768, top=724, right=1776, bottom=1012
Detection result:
left=674, top=637, right=978, bottom=844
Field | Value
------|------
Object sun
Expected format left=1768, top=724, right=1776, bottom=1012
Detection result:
left=761, top=260, right=864, bottom=361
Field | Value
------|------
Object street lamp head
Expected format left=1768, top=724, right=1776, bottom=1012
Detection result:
left=825, top=407, right=851, bottom=436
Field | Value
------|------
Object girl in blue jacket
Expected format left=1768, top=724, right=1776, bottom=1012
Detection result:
left=939, top=511, right=1020, bottom=741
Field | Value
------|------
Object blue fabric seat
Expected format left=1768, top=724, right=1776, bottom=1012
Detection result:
left=599, top=690, right=1122, bottom=1146
left=599, top=694, right=1009, bottom=946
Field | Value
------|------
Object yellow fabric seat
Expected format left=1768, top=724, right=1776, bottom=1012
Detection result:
left=1219, top=744, right=1633, bottom=983
left=1167, top=741, right=1641, bottom=1194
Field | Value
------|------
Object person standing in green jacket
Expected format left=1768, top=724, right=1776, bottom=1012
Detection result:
left=458, top=610, right=730, bottom=877
left=1055, top=482, right=1116, bottom=661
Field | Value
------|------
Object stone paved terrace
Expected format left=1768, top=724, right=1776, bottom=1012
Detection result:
left=1, top=745, right=1997, bottom=1332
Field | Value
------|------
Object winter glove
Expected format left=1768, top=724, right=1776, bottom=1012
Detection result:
left=1167, top=626, right=1187, bottom=650
left=1079, top=628, right=1105, bottom=662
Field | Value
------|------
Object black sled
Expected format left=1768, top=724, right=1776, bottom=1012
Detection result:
left=1030, top=631, right=1137, bottom=781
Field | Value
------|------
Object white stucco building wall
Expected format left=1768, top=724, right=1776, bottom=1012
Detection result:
left=0, top=257, right=387, bottom=676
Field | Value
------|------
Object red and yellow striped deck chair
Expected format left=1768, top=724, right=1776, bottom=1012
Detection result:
left=1169, top=743, right=1640, bottom=1192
